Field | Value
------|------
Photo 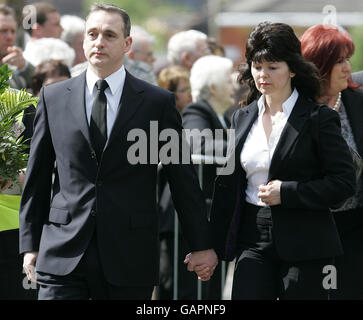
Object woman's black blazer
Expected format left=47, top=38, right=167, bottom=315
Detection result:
left=210, top=94, right=356, bottom=262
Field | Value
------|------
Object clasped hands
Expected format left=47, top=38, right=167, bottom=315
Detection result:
left=258, top=179, right=282, bottom=206
left=184, top=249, right=218, bottom=281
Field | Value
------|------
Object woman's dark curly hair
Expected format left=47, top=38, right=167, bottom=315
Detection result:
left=238, top=22, right=321, bottom=106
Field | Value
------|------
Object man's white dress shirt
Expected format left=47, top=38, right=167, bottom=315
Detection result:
left=85, top=65, right=126, bottom=137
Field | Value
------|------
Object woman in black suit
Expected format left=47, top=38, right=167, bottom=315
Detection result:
left=301, top=24, right=363, bottom=299
left=205, top=22, right=356, bottom=299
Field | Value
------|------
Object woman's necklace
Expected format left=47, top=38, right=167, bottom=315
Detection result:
left=332, top=92, right=342, bottom=111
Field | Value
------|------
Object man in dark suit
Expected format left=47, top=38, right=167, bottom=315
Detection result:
left=0, top=4, right=34, bottom=90
left=20, top=4, right=217, bottom=300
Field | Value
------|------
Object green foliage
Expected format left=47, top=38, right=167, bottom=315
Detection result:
left=0, top=64, right=39, bottom=186
left=82, top=0, right=189, bottom=25
left=350, top=25, right=363, bottom=73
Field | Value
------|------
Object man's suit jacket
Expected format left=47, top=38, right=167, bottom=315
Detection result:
left=19, top=70, right=212, bottom=286
left=210, top=94, right=356, bottom=262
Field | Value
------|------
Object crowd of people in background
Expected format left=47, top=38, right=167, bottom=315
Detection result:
left=0, top=1, right=362, bottom=300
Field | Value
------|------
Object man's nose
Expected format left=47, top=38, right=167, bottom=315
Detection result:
left=5, top=31, right=14, bottom=41
left=95, top=34, right=104, bottom=47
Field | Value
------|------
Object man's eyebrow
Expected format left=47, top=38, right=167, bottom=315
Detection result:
left=86, top=27, right=118, bottom=34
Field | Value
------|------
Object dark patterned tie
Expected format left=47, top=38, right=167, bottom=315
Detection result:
left=90, top=79, right=108, bottom=162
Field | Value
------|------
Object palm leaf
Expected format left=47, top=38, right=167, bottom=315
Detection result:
left=0, top=88, right=39, bottom=124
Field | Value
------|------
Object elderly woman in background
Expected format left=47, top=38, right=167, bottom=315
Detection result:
left=301, top=24, right=363, bottom=300
left=206, top=22, right=356, bottom=300
left=183, top=55, right=235, bottom=155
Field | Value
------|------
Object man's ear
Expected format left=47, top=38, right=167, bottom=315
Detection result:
left=126, top=49, right=134, bottom=59
left=31, top=22, right=42, bottom=37
left=124, top=36, right=132, bottom=54
left=209, top=83, right=216, bottom=97
left=181, top=52, right=192, bottom=69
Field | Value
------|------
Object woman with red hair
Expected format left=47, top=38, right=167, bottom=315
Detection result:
left=301, top=24, right=363, bottom=299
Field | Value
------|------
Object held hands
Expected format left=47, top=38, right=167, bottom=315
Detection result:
left=184, top=249, right=218, bottom=281
left=23, top=251, right=38, bottom=283
left=258, top=180, right=282, bottom=206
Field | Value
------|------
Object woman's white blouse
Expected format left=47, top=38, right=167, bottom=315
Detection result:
left=240, top=89, right=298, bottom=206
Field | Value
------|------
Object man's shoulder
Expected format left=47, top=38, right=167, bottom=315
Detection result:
left=127, top=71, right=172, bottom=99
left=43, top=73, right=83, bottom=94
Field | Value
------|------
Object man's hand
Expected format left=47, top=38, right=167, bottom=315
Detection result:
left=184, top=249, right=218, bottom=281
left=2, top=46, right=26, bottom=70
left=258, top=180, right=282, bottom=206
left=23, top=251, right=38, bottom=283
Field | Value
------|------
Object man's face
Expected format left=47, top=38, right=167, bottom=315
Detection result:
left=83, top=10, right=131, bottom=74
left=133, top=40, right=155, bottom=66
left=41, top=11, right=63, bottom=38
left=0, top=14, right=16, bottom=58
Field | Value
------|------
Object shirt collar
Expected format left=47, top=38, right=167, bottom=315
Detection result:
left=86, top=65, right=126, bottom=96
left=257, top=88, right=299, bottom=116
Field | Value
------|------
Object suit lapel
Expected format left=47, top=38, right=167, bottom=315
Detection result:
left=234, top=102, right=259, bottom=154
left=221, top=102, right=258, bottom=175
left=104, top=71, right=144, bottom=150
left=66, top=71, right=93, bottom=148
left=268, top=95, right=309, bottom=181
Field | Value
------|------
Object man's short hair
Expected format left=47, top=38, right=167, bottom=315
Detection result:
left=87, top=4, right=131, bottom=38
left=167, top=30, right=207, bottom=66
left=23, top=2, right=58, bottom=35
left=32, top=2, right=58, bottom=25
left=130, top=25, right=154, bottom=52
left=0, top=4, right=16, bottom=19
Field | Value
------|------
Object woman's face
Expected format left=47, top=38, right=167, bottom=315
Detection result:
left=251, top=60, right=294, bottom=98
left=175, top=77, right=192, bottom=113
left=327, top=54, right=351, bottom=95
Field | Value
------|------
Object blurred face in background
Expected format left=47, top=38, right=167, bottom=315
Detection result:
left=72, top=32, right=86, bottom=66
left=184, top=39, right=210, bottom=69
left=132, top=39, right=155, bottom=66
left=210, top=69, right=236, bottom=110
left=41, top=11, right=63, bottom=38
left=174, top=77, right=192, bottom=113
left=0, top=14, right=16, bottom=58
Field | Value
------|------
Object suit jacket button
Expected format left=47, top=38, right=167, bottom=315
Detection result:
left=90, top=210, right=96, bottom=217
left=91, top=152, right=96, bottom=159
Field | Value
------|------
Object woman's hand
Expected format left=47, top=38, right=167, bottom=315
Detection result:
left=258, top=180, right=282, bottom=206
